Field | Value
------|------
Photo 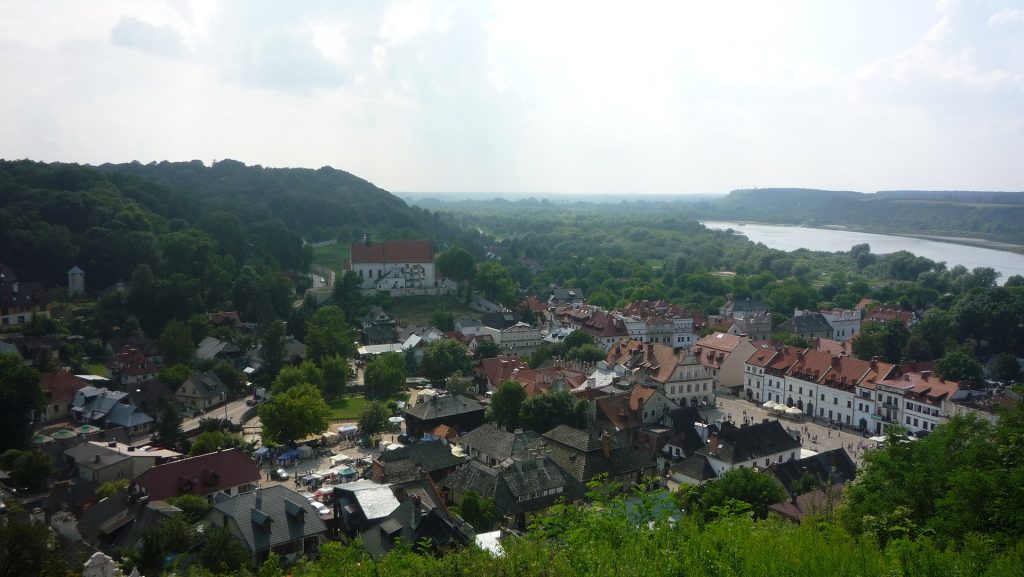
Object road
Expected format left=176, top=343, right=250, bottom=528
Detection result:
left=181, top=399, right=253, bottom=435
left=699, top=392, right=879, bottom=466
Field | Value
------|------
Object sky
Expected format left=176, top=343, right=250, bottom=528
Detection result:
left=1, top=0, right=1022, bottom=194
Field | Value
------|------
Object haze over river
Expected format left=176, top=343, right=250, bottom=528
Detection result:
left=701, top=221, right=1024, bottom=285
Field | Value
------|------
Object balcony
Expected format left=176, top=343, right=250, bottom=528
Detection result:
left=881, top=401, right=900, bottom=410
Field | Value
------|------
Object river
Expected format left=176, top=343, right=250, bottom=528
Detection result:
left=701, top=221, right=1024, bottom=284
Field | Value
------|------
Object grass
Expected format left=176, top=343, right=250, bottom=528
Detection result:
left=327, top=394, right=371, bottom=421
left=312, top=243, right=351, bottom=276
left=87, top=363, right=109, bottom=377
left=386, top=295, right=479, bottom=327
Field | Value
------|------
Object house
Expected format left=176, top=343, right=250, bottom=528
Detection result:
left=129, top=379, right=174, bottom=415
left=360, top=306, right=396, bottom=344
left=207, top=311, right=244, bottom=330
left=726, top=312, right=773, bottom=341
left=203, top=485, right=327, bottom=566
left=865, top=307, right=918, bottom=329
left=671, top=420, right=801, bottom=485
left=371, top=440, right=467, bottom=483
left=348, top=239, right=436, bottom=290
left=333, top=479, right=401, bottom=535
left=744, top=343, right=804, bottom=404
left=605, top=340, right=716, bottom=408
left=71, top=386, right=154, bottom=436
left=764, top=448, right=856, bottom=497
left=494, top=322, right=543, bottom=357
left=108, top=346, right=159, bottom=386
left=526, top=425, right=655, bottom=488
left=403, top=394, right=487, bottom=438
left=476, top=356, right=530, bottom=392
left=64, top=441, right=181, bottom=484
left=459, top=424, right=541, bottom=467
left=195, top=336, right=242, bottom=362
left=176, top=371, right=229, bottom=413
left=480, top=311, right=520, bottom=331
left=767, top=483, right=846, bottom=523
left=357, top=480, right=471, bottom=558
left=592, top=384, right=678, bottom=449
left=40, top=371, right=91, bottom=422
left=77, top=489, right=181, bottom=554
left=104, top=336, right=161, bottom=365
left=548, top=287, right=585, bottom=306
left=719, top=298, right=768, bottom=319
left=553, top=304, right=627, bottom=350
left=876, top=369, right=961, bottom=435
left=692, top=332, right=756, bottom=393
left=815, top=308, right=861, bottom=341
left=0, top=262, right=51, bottom=327
left=440, top=455, right=583, bottom=531
left=132, top=448, right=259, bottom=501
left=777, top=312, right=834, bottom=341
left=620, top=300, right=702, bottom=348
left=509, top=365, right=589, bottom=396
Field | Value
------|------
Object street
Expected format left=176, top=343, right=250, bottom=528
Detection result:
left=180, top=398, right=253, bottom=435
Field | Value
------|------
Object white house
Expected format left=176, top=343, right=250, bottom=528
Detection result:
left=349, top=240, right=436, bottom=291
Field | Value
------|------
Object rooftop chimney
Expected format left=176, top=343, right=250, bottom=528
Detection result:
left=601, top=431, right=611, bottom=458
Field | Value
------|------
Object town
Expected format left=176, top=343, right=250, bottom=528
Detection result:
left=1, top=229, right=1020, bottom=576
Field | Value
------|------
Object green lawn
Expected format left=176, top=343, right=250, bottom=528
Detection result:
left=312, top=243, right=351, bottom=276
left=87, top=363, right=109, bottom=377
left=327, top=395, right=371, bottom=421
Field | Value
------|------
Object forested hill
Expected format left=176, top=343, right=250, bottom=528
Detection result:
left=706, top=187, right=1024, bottom=244
left=95, top=159, right=442, bottom=244
left=0, top=159, right=468, bottom=293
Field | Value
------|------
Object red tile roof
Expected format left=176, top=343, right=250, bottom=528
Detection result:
left=132, top=448, right=260, bottom=500
left=512, top=366, right=588, bottom=395
left=477, top=356, right=530, bottom=386
left=351, top=240, right=433, bottom=264
left=40, top=371, right=89, bottom=403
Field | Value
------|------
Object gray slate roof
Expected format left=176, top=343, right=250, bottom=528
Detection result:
left=208, top=485, right=326, bottom=555
left=179, top=371, right=228, bottom=401
left=701, top=421, right=801, bottom=464
left=460, top=424, right=540, bottom=464
left=779, top=313, right=834, bottom=336
left=526, top=425, right=654, bottom=484
left=670, top=454, right=718, bottom=483
left=404, top=394, right=485, bottom=421
left=377, top=440, right=467, bottom=474
left=766, top=448, right=857, bottom=494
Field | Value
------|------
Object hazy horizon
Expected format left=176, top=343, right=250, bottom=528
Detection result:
left=2, top=1, right=1023, bottom=194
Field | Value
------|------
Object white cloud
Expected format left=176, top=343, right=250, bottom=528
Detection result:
left=988, top=8, right=1024, bottom=27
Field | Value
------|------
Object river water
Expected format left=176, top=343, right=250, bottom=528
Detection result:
left=701, top=221, right=1024, bottom=284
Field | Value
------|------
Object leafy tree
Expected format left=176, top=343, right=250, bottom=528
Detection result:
left=365, top=352, right=407, bottom=399
left=520, top=390, right=587, bottom=434
left=159, top=319, right=194, bottom=366
left=190, top=430, right=244, bottom=456
left=430, top=311, right=455, bottom=332
left=475, top=261, right=519, bottom=306
left=321, top=354, right=348, bottom=398
left=197, top=525, right=252, bottom=573
left=456, top=491, right=497, bottom=531
left=271, top=360, right=324, bottom=395
left=565, top=343, right=605, bottom=363
left=260, top=320, right=287, bottom=382
left=852, top=321, right=908, bottom=363
left=305, top=305, right=357, bottom=363
left=563, top=330, right=596, bottom=349
left=437, top=245, right=476, bottom=302
left=156, top=401, right=182, bottom=449
left=332, top=270, right=365, bottom=322
left=935, top=347, right=984, bottom=387
left=358, top=401, right=392, bottom=439
left=0, top=354, right=42, bottom=452
left=489, top=380, right=527, bottom=431
left=258, top=383, right=330, bottom=444
left=904, top=308, right=955, bottom=362
left=0, top=515, right=72, bottom=577
left=990, top=352, right=1021, bottom=384
left=157, top=363, right=191, bottom=388
left=474, top=339, right=500, bottom=360
left=1, top=449, right=54, bottom=491
left=420, top=339, right=472, bottom=384
left=700, top=467, right=786, bottom=519
left=445, top=373, right=472, bottom=396
left=212, top=359, right=244, bottom=397
left=770, top=332, right=811, bottom=349
left=96, top=479, right=130, bottom=499
left=165, top=494, right=212, bottom=522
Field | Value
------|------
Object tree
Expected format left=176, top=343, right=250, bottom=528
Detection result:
left=321, top=354, right=348, bottom=398
left=701, top=467, right=786, bottom=519
left=0, top=449, right=53, bottom=491
left=935, top=347, right=984, bottom=387
left=430, top=310, right=455, bottom=332
left=364, top=352, right=407, bottom=400
left=489, top=380, right=527, bottom=431
left=990, top=352, right=1021, bottom=384
left=157, top=363, right=191, bottom=388
left=305, top=305, right=357, bottom=363
left=446, top=373, right=472, bottom=396
left=474, top=339, right=500, bottom=360
left=0, top=516, right=71, bottom=577
left=436, top=245, right=476, bottom=302
left=258, top=383, right=331, bottom=444
left=96, top=479, right=130, bottom=499
left=271, top=360, right=323, bottom=395
left=520, top=390, right=587, bottom=434
left=332, top=270, right=365, bottom=322
left=159, top=319, right=194, bottom=366
left=190, top=430, right=244, bottom=456
left=565, top=343, right=605, bottom=363
left=197, top=525, right=252, bottom=574
left=165, top=494, right=211, bottom=522
left=852, top=321, right=908, bottom=363
left=456, top=491, right=497, bottom=531
left=0, top=354, right=42, bottom=452
left=156, top=401, right=182, bottom=449
left=420, top=339, right=471, bottom=384
left=358, top=401, right=391, bottom=438
left=260, top=320, right=287, bottom=382
left=475, top=261, right=519, bottom=306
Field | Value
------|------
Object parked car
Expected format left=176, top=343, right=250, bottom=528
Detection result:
left=311, top=501, right=332, bottom=520
left=271, top=468, right=290, bottom=481
left=245, top=397, right=258, bottom=406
